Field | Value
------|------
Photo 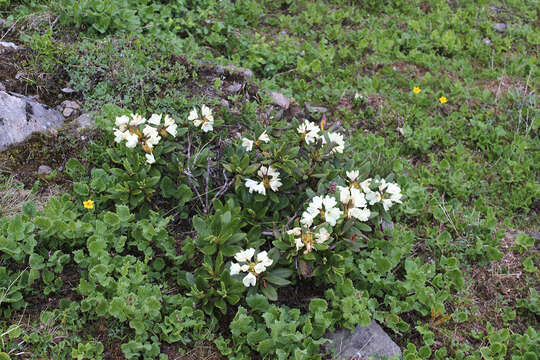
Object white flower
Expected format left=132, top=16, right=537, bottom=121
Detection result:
left=125, top=133, right=139, bottom=148
left=191, top=105, right=214, bottom=133
left=201, top=121, right=213, bottom=133
left=201, top=104, right=213, bottom=121
left=297, top=120, right=320, bottom=144
left=146, top=134, right=161, bottom=147
left=269, top=177, right=282, bottom=192
left=325, top=206, right=343, bottom=226
left=234, top=248, right=255, bottom=263
left=315, top=228, right=330, bottom=243
left=258, top=131, right=270, bottom=143
left=165, top=122, right=177, bottom=137
left=338, top=186, right=351, bottom=204
left=230, top=263, right=242, bottom=276
left=346, top=170, right=359, bottom=182
left=148, top=113, right=162, bottom=126
left=245, top=178, right=266, bottom=195
left=145, top=153, right=156, bottom=164
left=115, top=115, right=130, bottom=128
left=360, top=178, right=372, bottom=193
left=143, top=124, right=159, bottom=139
left=163, top=114, right=175, bottom=127
left=300, top=211, right=315, bottom=227
left=365, top=191, right=382, bottom=205
left=242, top=138, right=254, bottom=152
left=114, top=129, right=127, bottom=143
left=295, top=237, right=304, bottom=250
left=287, top=227, right=302, bottom=236
left=188, top=108, right=198, bottom=121
left=349, top=207, right=370, bottom=221
left=242, top=273, right=257, bottom=287
left=256, top=251, right=273, bottom=268
left=385, top=183, right=402, bottom=202
left=327, top=132, right=344, bottom=153
left=350, top=188, right=366, bottom=208
left=303, top=195, right=342, bottom=227
left=130, top=113, right=146, bottom=126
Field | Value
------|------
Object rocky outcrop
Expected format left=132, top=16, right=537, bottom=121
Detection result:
left=0, top=91, right=65, bottom=151
left=325, top=321, right=402, bottom=359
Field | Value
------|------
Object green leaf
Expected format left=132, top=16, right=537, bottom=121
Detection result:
left=34, top=216, right=52, bottom=231
left=261, top=284, right=277, bottom=301
left=103, top=212, right=120, bottom=227
left=264, top=275, right=291, bottom=286
left=73, top=182, right=90, bottom=196
left=29, top=253, right=45, bottom=269
left=309, top=298, right=328, bottom=313
left=375, top=257, right=392, bottom=273
left=65, top=158, right=85, bottom=179
left=246, top=294, right=270, bottom=312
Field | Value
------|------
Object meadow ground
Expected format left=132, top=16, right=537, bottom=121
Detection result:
left=0, top=1, right=538, bottom=359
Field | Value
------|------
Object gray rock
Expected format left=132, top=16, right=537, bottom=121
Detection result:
left=73, top=113, right=94, bottom=130
left=0, top=41, right=20, bottom=50
left=326, top=321, right=401, bottom=360
left=0, top=91, right=65, bottom=151
left=0, top=19, right=6, bottom=28
left=0, top=82, right=5, bottom=92
left=269, top=91, right=290, bottom=109
left=61, top=87, right=76, bottom=94
left=226, top=82, right=242, bottom=93
left=483, top=38, right=492, bottom=45
left=37, top=165, right=53, bottom=176
left=61, top=100, right=81, bottom=117
left=493, top=23, right=507, bottom=32
left=306, top=103, right=328, bottom=113
left=220, top=99, right=230, bottom=108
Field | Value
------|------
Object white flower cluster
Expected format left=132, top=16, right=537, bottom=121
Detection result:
left=245, top=165, right=282, bottom=195
left=337, top=170, right=370, bottom=222
left=301, top=195, right=343, bottom=227
left=287, top=227, right=330, bottom=254
left=298, top=170, right=402, bottom=230
left=361, top=178, right=403, bottom=211
left=230, top=248, right=273, bottom=287
left=296, top=119, right=345, bottom=154
left=241, top=131, right=270, bottom=152
left=189, top=105, right=214, bottom=132
left=113, top=113, right=177, bottom=164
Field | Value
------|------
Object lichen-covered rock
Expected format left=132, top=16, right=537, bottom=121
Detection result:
left=0, top=91, right=65, bottom=151
left=325, top=321, right=402, bottom=359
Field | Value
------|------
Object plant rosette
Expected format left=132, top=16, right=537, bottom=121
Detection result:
left=230, top=248, right=292, bottom=301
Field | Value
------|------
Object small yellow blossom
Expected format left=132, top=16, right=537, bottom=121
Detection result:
left=413, top=86, right=421, bottom=94
left=83, top=200, right=94, bottom=209
left=439, top=96, right=447, bottom=104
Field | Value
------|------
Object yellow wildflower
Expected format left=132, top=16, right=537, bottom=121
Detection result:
left=413, top=86, right=421, bottom=94
left=83, top=200, right=94, bottom=209
left=439, top=96, right=447, bottom=104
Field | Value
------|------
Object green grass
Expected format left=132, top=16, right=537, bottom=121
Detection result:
left=0, top=0, right=538, bottom=359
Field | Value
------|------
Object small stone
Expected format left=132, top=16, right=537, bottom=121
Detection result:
left=63, top=107, right=75, bottom=117
left=61, top=100, right=81, bottom=110
left=0, top=19, right=6, bottom=28
left=61, top=87, right=76, bottom=94
left=220, top=99, right=230, bottom=108
left=483, top=38, right=492, bottom=45
left=269, top=91, right=290, bottom=109
left=0, top=41, right=19, bottom=50
left=325, top=321, right=401, bottom=360
left=226, top=82, right=242, bottom=93
left=37, top=165, right=53, bottom=176
left=73, top=113, right=94, bottom=130
left=306, top=103, right=328, bottom=113
left=0, top=82, right=5, bottom=91
left=226, top=65, right=253, bottom=81
left=493, top=23, right=507, bottom=32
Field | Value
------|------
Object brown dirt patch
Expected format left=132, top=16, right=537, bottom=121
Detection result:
left=162, top=341, right=223, bottom=360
